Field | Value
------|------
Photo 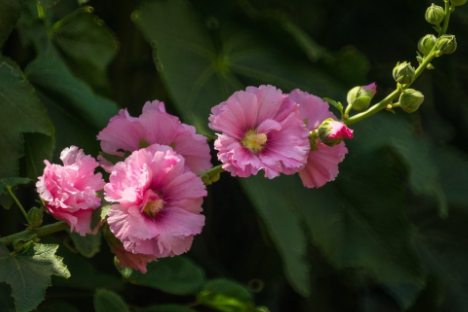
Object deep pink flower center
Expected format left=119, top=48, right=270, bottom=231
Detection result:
left=241, top=130, right=267, bottom=153
left=142, top=189, right=165, bottom=218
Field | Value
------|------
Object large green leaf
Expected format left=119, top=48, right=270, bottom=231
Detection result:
left=23, top=133, right=55, bottom=179
left=94, top=289, right=129, bottom=312
left=50, top=7, right=119, bottom=94
left=243, top=150, right=423, bottom=289
left=68, top=231, right=101, bottom=258
left=0, top=56, right=53, bottom=178
left=0, top=0, right=23, bottom=47
left=133, top=0, right=345, bottom=133
left=0, top=242, right=70, bottom=312
left=413, top=206, right=468, bottom=312
left=128, top=256, right=206, bottom=295
left=25, top=56, right=119, bottom=159
left=350, top=114, right=448, bottom=216
left=0, top=177, right=31, bottom=196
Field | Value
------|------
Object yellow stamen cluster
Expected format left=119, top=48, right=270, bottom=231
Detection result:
left=144, top=199, right=164, bottom=218
left=241, top=130, right=268, bottom=153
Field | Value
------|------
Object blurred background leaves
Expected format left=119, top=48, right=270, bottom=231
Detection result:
left=1, top=0, right=468, bottom=311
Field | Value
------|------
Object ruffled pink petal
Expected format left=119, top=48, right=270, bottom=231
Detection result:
left=289, top=89, right=336, bottom=130
left=108, top=205, right=159, bottom=242
left=299, top=141, right=348, bottom=188
left=113, top=246, right=157, bottom=273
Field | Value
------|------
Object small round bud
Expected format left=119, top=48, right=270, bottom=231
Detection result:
left=399, top=89, right=424, bottom=113
left=27, top=207, right=43, bottom=229
left=418, top=34, right=437, bottom=55
left=425, top=4, right=445, bottom=25
left=393, top=62, right=415, bottom=84
left=436, top=35, right=457, bottom=55
left=318, top=118, right=354, bottom=146
left=451, top=0, right=467, bottom=6
left=347, top=82, right=377, bottom=111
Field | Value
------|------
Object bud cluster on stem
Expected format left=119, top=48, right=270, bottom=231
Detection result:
left=343, top=0, right=463, bottom=126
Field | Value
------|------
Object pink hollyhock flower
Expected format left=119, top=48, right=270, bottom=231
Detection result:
left=113, top=246, right=156, bottom=274
left=104, top=144, right=207, bottom=258
left=36, top=146, right=105, bottom=236
left=289, top=89, right=352, bottom=188
left=97, top=100, right=211, bottom=174
left=208, top=85, right=310, bottom=179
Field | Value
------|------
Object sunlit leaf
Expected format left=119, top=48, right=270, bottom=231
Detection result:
left=0, top=242, right=70, bottom=312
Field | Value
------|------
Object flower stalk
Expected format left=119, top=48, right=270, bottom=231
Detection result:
left=0, top=221, right=68, bottom=246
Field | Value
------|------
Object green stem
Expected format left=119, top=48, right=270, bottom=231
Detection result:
left=6, top=186, right=30, bottom=224
left=345, top=89, right=400, bottom=126
left=197, top=164, right=224, bottom=179
left=440, top=1, right=452, bottom=36
left=0, top=221, right=68, bottom=246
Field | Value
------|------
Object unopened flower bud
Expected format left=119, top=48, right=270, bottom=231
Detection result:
left=27, top=207, right=43, bottom=229
left=425, top=4, right=445, bottom=25
left=418, top=34, right=437, bottom=55
left=318, top=118, right=354, bottom=147
left=347, top=83, right=377, bottom=111
left=393, top=62, right=415, bottom=84
left=399, top=89, right=424, bottom=113
left=451, top=0, right=467, bottom=6
left=436, top=35, right=457, bottom=55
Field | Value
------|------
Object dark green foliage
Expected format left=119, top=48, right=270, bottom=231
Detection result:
left=1, top=0, right=468, bottom=311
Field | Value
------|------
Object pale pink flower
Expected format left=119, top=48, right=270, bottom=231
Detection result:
left=36, top=146, right=105, bottom=236
left=113, top=246, right=157, bottom=274
left=209, top=85, right=310, bottom=179
left=104, top=144, right=207, bottom=259
left=97, top=100, right=212, bottom=174
left=289, top=89, right=351, bottom=188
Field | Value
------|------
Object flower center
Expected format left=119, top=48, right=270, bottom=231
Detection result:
left=241, top=130, right=267, bottom=153
left=144, top=199, right=165, bottom=218
left=142, top=189, right=165, bottom=218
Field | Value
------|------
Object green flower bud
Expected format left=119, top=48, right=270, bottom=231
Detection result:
left=393, top=62, right=415, bottom=84
left=418, top=34, right=437, bottom=55
left=27, top=207, right=43, bottom=229
left=347, top=83, right=377, bottom=111
left=425, top=4, right=445, bottom=25
left=436, top=35, right=457, bottom=55
left=451, top=0, right=467, bottom=6
left=399, top=89, right=424, bottom=113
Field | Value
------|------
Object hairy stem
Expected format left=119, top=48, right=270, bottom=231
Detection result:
left=0, top=221, right=68, bottom=246
left=6, top=186, right=30, bottom=224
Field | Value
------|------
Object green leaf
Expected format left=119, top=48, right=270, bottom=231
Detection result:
left=352, top=114, right=448, bottom=217
left=431, top=145, right=468, bottom=209
left=100, top=204, right=111, bottom=220
left=323, top=97, right=344, bottom=115
left=138, top=305, right=197, bottom=312
left=128, top=256, right=206, bottom=295
left=413, top=206, right=468, bottom=311
left=25, top=56, right=119, bottom=159
left=0, top=242, right=70, bottom=312
left=242, top=151, right=424, bottom=293
left=0, top=0, right=23, bottom=48
left=0, top=56, right=53, bottom=178
left=133, top=0, right=345, bottom=134
left=197, top=279, right=259, bottom=312
left=52, top=243, right=121, bottom=291
left=23, top=133, right=55, bottom=179
left=0, top=177, right=31, bottom=196
left=94, top=289, right=129, bottom=312
left=68, top=231, right=101, bottom=258
left=0, top=283, right=15, bottom=312
left=50, top=7, right=119, bottom=94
